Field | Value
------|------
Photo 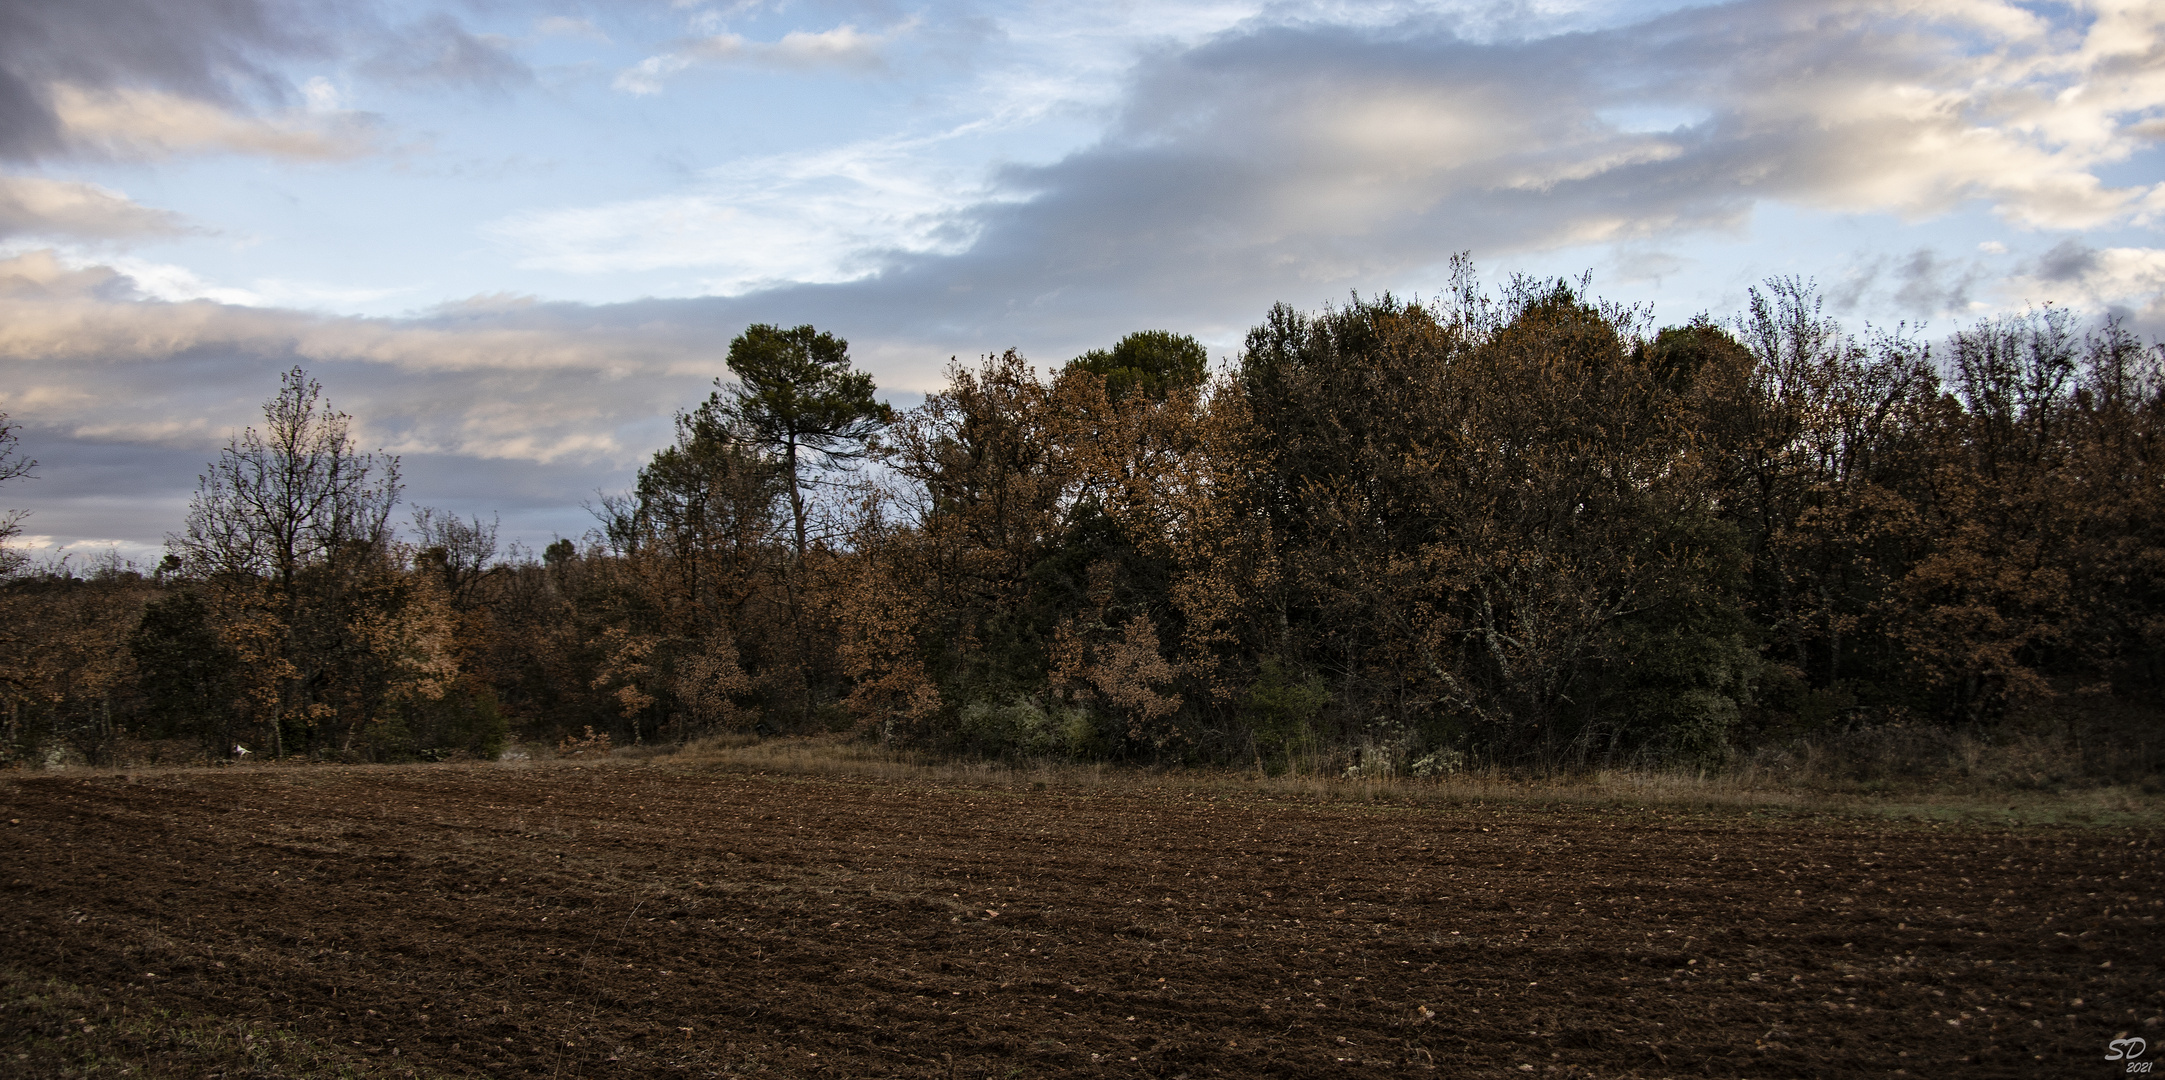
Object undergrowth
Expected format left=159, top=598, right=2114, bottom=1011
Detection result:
left=649, top=730, right=2165, bottom=827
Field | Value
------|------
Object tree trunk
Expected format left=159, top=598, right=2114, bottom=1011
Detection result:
left=786, top=440, right=808, bottom=561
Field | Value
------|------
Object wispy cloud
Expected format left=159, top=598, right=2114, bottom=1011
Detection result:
left=536, top=15, right=610, bottom=43
left=484, top=134, right=999, bottom=291
left=80, top=255, right=419, bottom=311
left=358, top=14, right=533, bottom=93
left=1827, top=246, right=1997, bottom=319
left=614, top=21, right=907, bottom=94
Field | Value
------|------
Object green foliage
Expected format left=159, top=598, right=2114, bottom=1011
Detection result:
left=364, top=684, right=509, bottom=762
left=1591, top=513, right=1763, bottom=764
left=1244, top=659, right=1329, bottom=767
left=954, top=695, right=1104, bottom=759
left=1069, top=330, right=1208, bottom=403
left=128, top=589, right=238, bottom=750
left=722, top=323, right=892, bottom=556
left=726, top=325, right=890, bottom=453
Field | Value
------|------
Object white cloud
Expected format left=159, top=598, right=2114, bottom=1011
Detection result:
left=0, top=243, right=420, bottom=312
left=0, top=533, right=167, bottom=572
left=768, top=25, right=889, bottom=69
left=99, top=257, right=262, bottom=306
left=301, top=77, right=344, bottom=113
left=612, top=52, right=697, bottom=95
left=2003, top=241, right=2165, bottom=326
left=905, top=0, right=2165, bottom=314
left=83, top=256, right=417, bottom=311
left=0, top=0, right=337, bottom=161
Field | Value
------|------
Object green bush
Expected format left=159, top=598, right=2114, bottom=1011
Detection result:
left=954, top=696, right=1105, bottom=759
left=1244, top=659, right=1330, bottom=772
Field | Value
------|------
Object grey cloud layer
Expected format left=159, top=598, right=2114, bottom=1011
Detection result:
left=0, top=247, right=740, bottom=559
left=527, top=0, right=2163, bottom=351
left=959, top=0, right=2161, bottom=304
left=0, top=0, right=317, bottom=160
left=0, top=175, right=184, bottom=239
left=0, top=0, right=522, bottom=240
left=0, top=252, right=717, bottom=462
left=0, top=0, right=541, bottom=159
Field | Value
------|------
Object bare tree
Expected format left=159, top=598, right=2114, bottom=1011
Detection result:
left=410, top=506, right=499, bottom=609
left=167, top=368, right=401, bottom=758
left=0, top=411, right=35, bottom=576
left=170, top=368, right=400, bottom=587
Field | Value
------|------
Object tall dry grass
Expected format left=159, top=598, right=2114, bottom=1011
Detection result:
left=647, top=730, right=2163, bottom=826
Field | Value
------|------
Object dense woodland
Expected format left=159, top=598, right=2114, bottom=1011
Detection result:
left=3, top=267, right=2161, bottom=775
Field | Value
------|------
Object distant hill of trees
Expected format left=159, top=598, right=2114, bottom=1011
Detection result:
left=4, top=265, right=2160, bottom=776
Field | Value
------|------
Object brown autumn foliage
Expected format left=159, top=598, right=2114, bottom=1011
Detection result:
left=2, top=272, right=2159, bottom=776
left=0, top=558, right=154, bottom=766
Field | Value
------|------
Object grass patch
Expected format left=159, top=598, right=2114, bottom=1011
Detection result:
left=16, top=727, right=2159, bottom=830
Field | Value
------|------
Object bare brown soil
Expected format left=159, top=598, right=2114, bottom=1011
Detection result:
left=0, top=762, right=2157, bottom=1078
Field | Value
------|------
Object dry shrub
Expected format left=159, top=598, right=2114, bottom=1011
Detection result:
left=555, top=726, right=613, bottom=759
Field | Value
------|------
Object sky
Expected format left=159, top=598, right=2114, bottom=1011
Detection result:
left=0, top=0, right=2161, bottom=567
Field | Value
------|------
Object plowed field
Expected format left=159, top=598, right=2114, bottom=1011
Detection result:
left=0, top=762, right=2156, bottom=1078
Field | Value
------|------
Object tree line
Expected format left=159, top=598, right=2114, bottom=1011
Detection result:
left=3, top=267, right=2160, bottom=772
